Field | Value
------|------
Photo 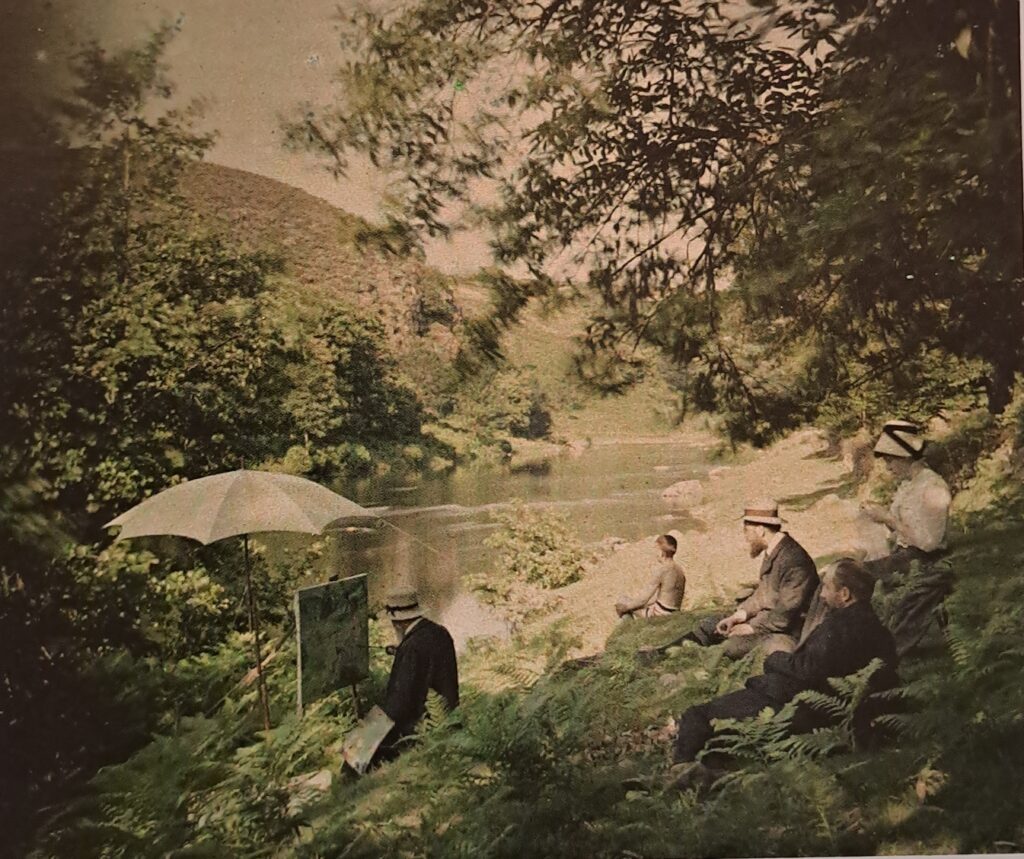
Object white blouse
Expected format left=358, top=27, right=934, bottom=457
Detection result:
left=890, top=466, right=952, bottom=552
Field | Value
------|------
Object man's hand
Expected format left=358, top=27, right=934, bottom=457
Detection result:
left=860, top=501, right=891, bottom=526
left=615, top=601, right=631, bottom=617
left=727, top=622, right=755, bottom=638
left=715, top=610, right=747, bottom=636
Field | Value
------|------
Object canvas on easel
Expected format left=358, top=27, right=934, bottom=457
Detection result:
left=295, top=574, right=369, bottom=714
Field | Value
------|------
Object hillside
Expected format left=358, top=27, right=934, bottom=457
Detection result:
left=181, top=161, right=691, bottom=444
left=500, top=299, right=695, bottom=441
left=180, top=161, right=481, bottom=401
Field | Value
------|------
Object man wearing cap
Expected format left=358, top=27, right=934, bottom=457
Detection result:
left=858, top=420, right=953, bottom=654
left=653, top=501, right=818, bottom=659
left=667, top=559, right=899, bottom=790
left=379, top=589, right=459, bottom=753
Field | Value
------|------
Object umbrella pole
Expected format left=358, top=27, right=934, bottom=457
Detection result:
left=244, top=534, right=272, bottom=731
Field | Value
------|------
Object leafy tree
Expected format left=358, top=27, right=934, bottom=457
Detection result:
left=0, top=25, right=425, bottom=847
left=1, top=25, right=294, bottom=525
left=294, top=0, right=1022, bottom=442
left=0, top=25, right=287, bottom=842
left=730, top=0, right=1023, bottom=431
left=282, top=307, right=423, bottom=448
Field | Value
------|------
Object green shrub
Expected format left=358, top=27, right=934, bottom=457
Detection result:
left=279, top=444, right=314, bottom=475
left=418, top=365, right=556, bottom=464
left=485, top=501, right=584, bottom=590
left=464, top=503, right=585, bottom=633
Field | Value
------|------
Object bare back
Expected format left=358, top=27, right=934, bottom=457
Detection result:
left=655, top=558, right=686, bottom=609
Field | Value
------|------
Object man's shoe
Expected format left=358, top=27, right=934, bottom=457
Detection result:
left=635, top=646, right=665, bottom=666
left=663, top=761, right=720, bottom=794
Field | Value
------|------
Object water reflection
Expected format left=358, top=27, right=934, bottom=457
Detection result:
left=317, top=441, right=712, bottom=615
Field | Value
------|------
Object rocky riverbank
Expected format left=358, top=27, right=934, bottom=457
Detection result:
left=540, top=427, right=891, bottom=655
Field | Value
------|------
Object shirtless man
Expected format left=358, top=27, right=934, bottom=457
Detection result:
left=616, top=534, right=686, bottom=619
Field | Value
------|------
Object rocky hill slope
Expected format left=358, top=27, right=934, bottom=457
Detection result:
left=180, top=161, right=484, bottom=400
left=179, top=161, right=689, bottom=442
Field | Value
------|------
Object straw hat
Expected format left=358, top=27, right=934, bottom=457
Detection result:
left=741, top=499, right=785, bottom=527
left=873, top=420, right=925, bottom=459
left=383, top=589, right=422, bottom=622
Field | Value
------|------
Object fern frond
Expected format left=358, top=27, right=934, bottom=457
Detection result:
left=793, top=690, right=849, bottom=720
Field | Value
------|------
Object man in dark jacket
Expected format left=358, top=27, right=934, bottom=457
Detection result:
left=379, top=590, right=459, bottom=751
left=654, top=501, right=819, bottom=659
left=672, top=558, right=898, bottom=771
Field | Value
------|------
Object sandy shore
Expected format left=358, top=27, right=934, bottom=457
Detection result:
left=546, top=427, right=890, bottom=655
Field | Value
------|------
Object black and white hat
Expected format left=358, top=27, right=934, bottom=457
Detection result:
left=873, top=420, right=925, bottom=459
left=384, top=589, right=422, bottom=622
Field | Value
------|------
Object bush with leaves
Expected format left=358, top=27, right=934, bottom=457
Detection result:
left=467, top=501, right=585, bottom=631
left=32, top=687, right=358, bottom=858
left=485, top=501, right=584, bottom=590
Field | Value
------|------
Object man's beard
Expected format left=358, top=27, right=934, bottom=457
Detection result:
left=748, top=540, right=767, bottom=558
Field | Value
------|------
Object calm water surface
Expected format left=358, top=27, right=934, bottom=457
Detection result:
left=315, top=441, right=713, bottom=606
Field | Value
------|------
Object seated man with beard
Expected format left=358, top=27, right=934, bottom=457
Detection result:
left=649, top=500, right=819, bottom=659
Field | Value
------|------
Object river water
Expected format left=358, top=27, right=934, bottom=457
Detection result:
left=317, top=441, right=712, bottom=614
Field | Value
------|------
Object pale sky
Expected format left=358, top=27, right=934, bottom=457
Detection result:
left=18, top=0, right=493, bottom=273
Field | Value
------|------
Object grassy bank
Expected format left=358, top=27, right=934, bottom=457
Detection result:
left=30, top=426, right=1024, bottom=857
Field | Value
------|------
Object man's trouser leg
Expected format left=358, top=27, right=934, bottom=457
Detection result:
left=673, top=688, right=776, bottom=763
left=889, top=565, right=954, bottom=655
left=647, top=614, right=724, bottom=656
left=863, top=546, right=924, bottom=585
left=760, top=633, right=798, bottom=656
left=720, top=630, right=778, bottom=660
left=686, top=614, right=726, bottom=646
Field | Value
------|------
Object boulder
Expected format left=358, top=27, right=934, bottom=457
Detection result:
left=661, top=479, right=704, bottom=506
left=286, top=769, right=333, bottom=815
left=598, top=536, right=628, bottom=552
left=567, top=439, right=591, bottom=458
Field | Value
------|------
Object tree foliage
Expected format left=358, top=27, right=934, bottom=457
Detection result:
left=295, top=0, right=1022, bottom=443
left=0, top=26, right=425, bottom=846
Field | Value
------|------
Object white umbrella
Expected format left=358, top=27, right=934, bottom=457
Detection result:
left=106, top=470, right=371, bottom=544
left=106, top=470, right=374, bottom=729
